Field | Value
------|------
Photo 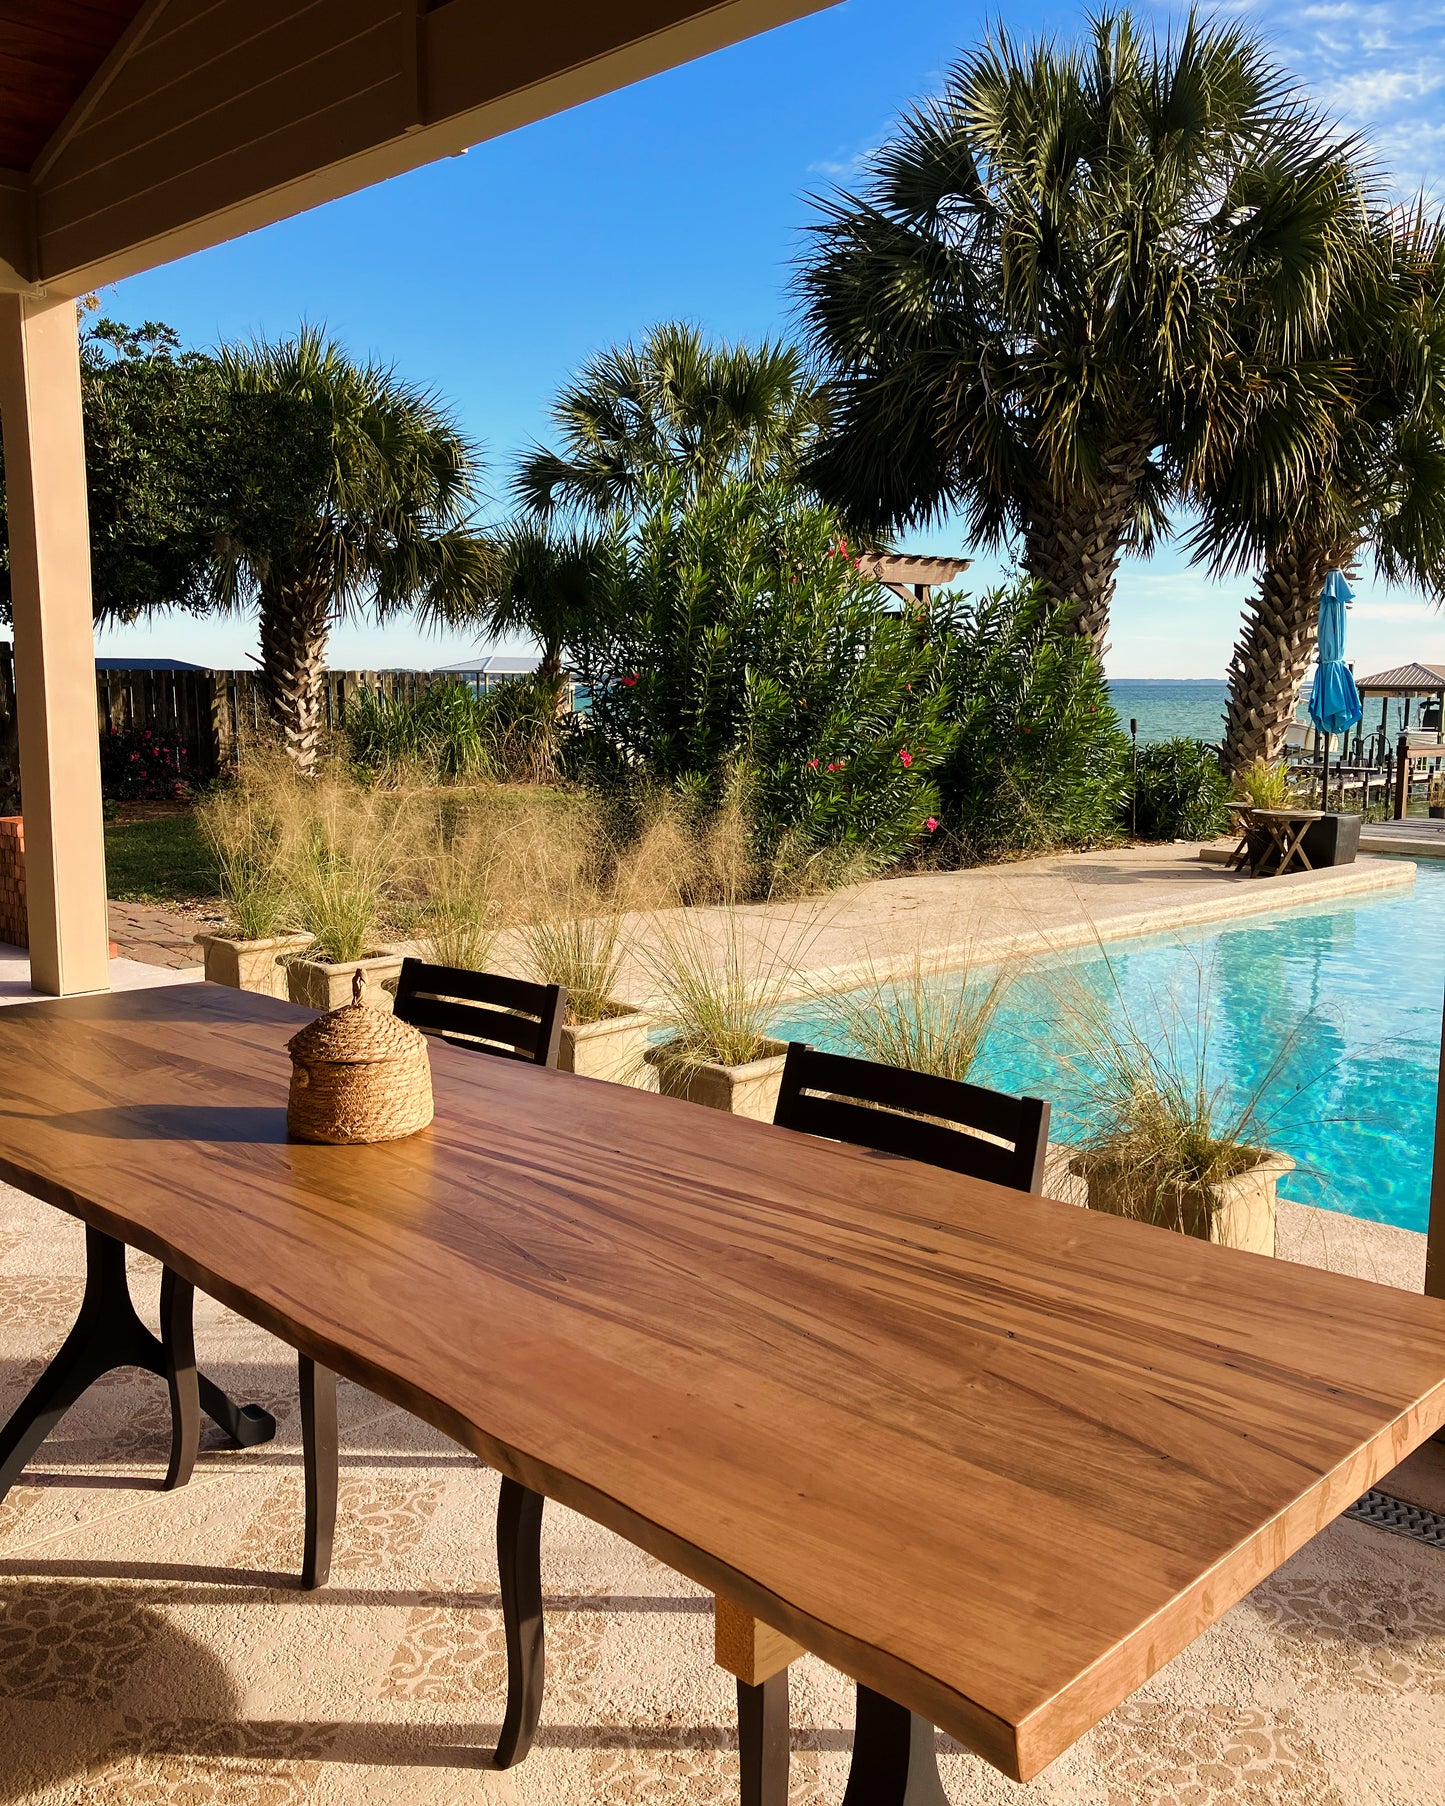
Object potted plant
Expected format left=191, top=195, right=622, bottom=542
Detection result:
left=642, top=910, right=800, bottom=1119
left=817, top=945, right=1016, bottom=1085
left=1431, top=773, right=1445, bottom=820
left=285, top=834, right=401, bottom=1011
left=525, top=907, right=652, bottom=1085
left=1060, top=955, right=1301, bottom=1255
left=194, top=791, right=310, bottom=997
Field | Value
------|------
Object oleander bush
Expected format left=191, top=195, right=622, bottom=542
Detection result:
left=99, top=726, right=195, bottom=802
left=565, top=478, right=953, bottom=886
left=933, top=582, right=1130, bottom=859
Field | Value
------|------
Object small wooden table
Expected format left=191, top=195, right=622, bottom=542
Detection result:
left=1, top=985, right=1445, bottom=1790
left=1246, top=807, right=1324, bottom=876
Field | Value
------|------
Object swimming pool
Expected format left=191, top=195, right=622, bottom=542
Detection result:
left=773, top=860, right=1445, bottom=1233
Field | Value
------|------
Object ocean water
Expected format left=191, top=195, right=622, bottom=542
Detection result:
left=773, top=858, right=1445, bottom=1233
left=1107, top=678, right=1229, bottom=746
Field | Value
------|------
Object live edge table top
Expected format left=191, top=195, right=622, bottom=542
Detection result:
left=2, top=986, right=1445, bottom=1782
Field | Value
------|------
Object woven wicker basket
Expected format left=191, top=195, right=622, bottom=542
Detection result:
left=286, top=969, right=433, bottom=1145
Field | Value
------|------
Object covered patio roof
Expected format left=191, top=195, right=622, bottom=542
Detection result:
left=0, top=0, right=837, bottom=995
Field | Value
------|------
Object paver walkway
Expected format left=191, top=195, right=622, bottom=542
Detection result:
left=106, top=901, right=210, bottom=972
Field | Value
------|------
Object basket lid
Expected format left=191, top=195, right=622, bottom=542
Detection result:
left=287, top=968, right=427, bottom=1067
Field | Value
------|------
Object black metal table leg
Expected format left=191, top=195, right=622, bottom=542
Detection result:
left=493, top=1476, right=545, bottom=1769
left=841, top=1685, right=950, bottom=1806
left=0, top=1226, right=276, bottom=1504
left=299, top=1355, right=337, bottom=1589
left=738, top=1669, right=790, bottom=1806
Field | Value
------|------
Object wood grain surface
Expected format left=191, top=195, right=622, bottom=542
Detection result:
left=2, top=984, right=1445, bottom=1780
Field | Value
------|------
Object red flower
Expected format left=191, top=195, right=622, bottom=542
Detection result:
left=808, top=758, right=819, bottom=769
left=620, top=674, right=638, bottom=688
left=898, top=749, right=913, bottom=768
left=925, top=817, right=938, bottom=832
left=827, top=762, right=839, bottom=772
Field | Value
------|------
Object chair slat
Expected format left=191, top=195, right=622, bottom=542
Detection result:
left=774, top=1042, right=1049, bottom=1194
left=393, top=959, right=565, bottom=1068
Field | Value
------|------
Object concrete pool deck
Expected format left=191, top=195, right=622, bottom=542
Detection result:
left=600, top=843, right=1417, bottom=1008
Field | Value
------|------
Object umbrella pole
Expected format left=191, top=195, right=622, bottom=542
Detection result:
left=1320, top=734, right=1330, bottom=812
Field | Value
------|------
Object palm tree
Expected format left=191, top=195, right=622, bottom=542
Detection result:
left=213, top=328, right=492, bottom=770
left=513, top=321, right=828, bottom=520
left=796, top=10, right=1356, bottom=655
left=1203, top=202, right=1445, bottom=772
left=484, top=519, right=605, bottom=709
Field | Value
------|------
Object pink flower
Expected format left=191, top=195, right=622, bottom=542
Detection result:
left=620, top=674, right=638, bottom=688
left=808, top=758, right=819, bottom=769
left=926, top=817, right=938, bottom=833
left=827, top=762, right=839, bottom=772
left=898, top=749, right=913, bottom=768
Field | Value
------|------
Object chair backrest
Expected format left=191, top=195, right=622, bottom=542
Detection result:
left=393, top=959, right=566, bottom=1068
left=772, top=1041, right=1050, bottom=1194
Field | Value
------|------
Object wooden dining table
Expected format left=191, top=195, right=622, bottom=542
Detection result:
left=2, top=982, right=1445, bottom=1795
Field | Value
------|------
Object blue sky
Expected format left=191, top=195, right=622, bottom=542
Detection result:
left=97, top=0, right=1445, bottom=680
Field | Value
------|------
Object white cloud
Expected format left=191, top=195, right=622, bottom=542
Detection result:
left=1251, top=0, right=1445, bottom=196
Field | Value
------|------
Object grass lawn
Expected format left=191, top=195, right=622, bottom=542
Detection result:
left=104, top=812, right=218, bottom=905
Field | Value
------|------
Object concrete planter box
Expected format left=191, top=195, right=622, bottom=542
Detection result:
left=286, top=951, right=403, bottom=1013
left=646, top=1036, right=789, bottom=1120
left=559, top=1004, right=653, bottom=1085
left=1071, top=1150, right=1293, bottom=1256
left=195, top=932, right=311, bottom=999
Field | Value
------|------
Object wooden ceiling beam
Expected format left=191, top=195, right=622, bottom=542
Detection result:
left=9, top=0, right=834, bottom=295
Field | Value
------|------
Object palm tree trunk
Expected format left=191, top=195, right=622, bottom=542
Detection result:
left=1020, top=438, right=1153, bottom=656
left=1222, top=540, right=1340, bottom=775
left=258, top=577, right=332, bottom=772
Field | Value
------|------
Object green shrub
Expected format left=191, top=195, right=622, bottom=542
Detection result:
left=1132, top=738, right=1231, bottom=840
left=567, top=479, right=952, bottom=881
left=345, top=681, right=493, bottom=783
left=934, top=582, right=1129, bottom=858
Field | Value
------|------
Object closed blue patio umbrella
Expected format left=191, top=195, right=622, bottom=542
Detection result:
left=1308, top=569, right=1363, bottom=809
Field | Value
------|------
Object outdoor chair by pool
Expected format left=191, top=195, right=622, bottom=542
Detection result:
left=727, top=1040, right=1050, bottom=1806
left=392, top=957, right=566, bottom=1066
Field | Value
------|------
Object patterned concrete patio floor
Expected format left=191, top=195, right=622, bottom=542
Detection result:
left=1, top=1175, right=1442, bottom=1806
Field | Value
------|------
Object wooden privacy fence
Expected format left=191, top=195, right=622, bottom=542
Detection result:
left=0, top=649, right=448, bottom=780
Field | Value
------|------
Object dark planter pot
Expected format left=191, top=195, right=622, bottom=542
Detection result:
left=1300, top=812, right=1360, bottom=869
left=1431, top=805, right=1445, bottom=820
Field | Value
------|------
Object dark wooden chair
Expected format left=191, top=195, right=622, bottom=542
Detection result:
left=392, top=958, right=566, bottom=1066
left=734, top=1041, right=1050, bottom=1806
left=773, top=1040, right=1050, bottom=1192
left=294, top=961, right=568, bottom=1769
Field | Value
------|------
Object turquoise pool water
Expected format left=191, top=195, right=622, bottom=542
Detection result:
left=773, top=860, right=1445, bottom=1233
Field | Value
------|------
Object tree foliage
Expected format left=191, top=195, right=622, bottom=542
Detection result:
left=1200, top=201, right=1445, bottom=768
left=1131, top=737, right=1232, bottom=839
left=934, top=581, right=1130, bottom=857
left=513, top=322, right=829, bottom=521
left=210, top=327, right=494, bottom=768
left=566, top=479, right=951, bottom=873
left=797, top=10, right=1361, bottom=649
left=0, top=316, right=223, bottom=624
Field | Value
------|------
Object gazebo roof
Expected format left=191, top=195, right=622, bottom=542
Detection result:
left=1356, top=662, right=1445, bottom=697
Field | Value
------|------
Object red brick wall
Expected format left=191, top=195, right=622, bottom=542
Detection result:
left=0, top=817, right=26, bottom=948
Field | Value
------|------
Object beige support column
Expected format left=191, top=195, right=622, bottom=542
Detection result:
left=0, top=292, right=109, bottom=995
